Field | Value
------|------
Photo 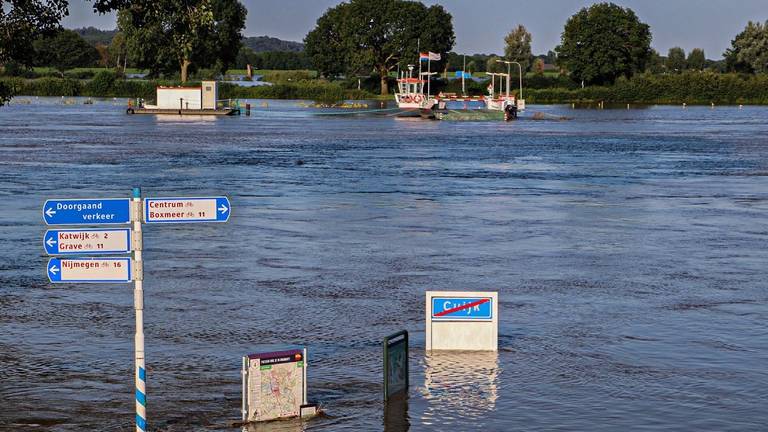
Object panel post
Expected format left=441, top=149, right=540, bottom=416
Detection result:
left=242, top=356, right=248, bottom=422
left=132, top=187, right=147, bottom=432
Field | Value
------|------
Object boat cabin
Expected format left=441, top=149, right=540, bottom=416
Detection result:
left=154, top=80, right=219, bottom=110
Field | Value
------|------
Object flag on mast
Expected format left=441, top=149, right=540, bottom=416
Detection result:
left=419, top=52, right=429, bottom=62
left=428, top=52, right=441, bottom=61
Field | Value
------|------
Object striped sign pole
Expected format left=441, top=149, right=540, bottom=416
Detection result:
left=132, top=188, right=147, bottom=431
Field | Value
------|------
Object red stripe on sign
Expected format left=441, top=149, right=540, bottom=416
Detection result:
left=434, top=298, right=490, bottom=317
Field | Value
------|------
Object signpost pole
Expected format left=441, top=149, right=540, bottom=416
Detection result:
left=132, top=188, right=147, bottom=432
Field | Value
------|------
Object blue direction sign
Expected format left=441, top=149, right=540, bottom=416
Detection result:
left=44, top=228, right=132, bottom=255
left=43, top=198, right=131, bottom=225
left=431, top=297, right=493, bottom=321
left=144, top=196, right=230, bottom=223
left=47, top=257, right=132, bottom=283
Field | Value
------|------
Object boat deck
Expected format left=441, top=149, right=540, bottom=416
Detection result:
left=127, top=107, right=239, bottom=116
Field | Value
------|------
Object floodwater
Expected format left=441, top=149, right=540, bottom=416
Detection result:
left=1, top=98, right=767, bottom=431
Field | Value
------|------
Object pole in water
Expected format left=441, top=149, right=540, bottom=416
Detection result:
left=132, top=187, right=146, bottom=432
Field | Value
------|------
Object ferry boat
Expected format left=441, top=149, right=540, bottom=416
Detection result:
left=394, top=76, right=438, bottom=114
left=484, top=72, right=522, bottom=112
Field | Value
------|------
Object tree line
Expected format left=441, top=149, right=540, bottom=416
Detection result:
left=3, top=0, right=768, bottom=104
left=303, top=1, right=768, bottom=94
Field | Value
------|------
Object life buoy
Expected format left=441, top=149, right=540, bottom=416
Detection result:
left=402, top=95, right=412, bottom=103
left=413, top=94, right=424, bottom=103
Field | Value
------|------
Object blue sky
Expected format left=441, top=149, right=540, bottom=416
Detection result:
left=64, top=0, right=767, bottom=58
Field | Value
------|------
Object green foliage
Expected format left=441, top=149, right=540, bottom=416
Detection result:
left=666, top=47, right=686, bottom=72
left=109, top=32, right=127, bottom=69
left=304, top=0, right=455, bottom=95
left=32, top=29, right=100, bottom=70
left=443, top=52, right=494, bottom=73
left=486, top=56, right=505, bottom=73
left=524, top=72, right=768, bottom=104
left=21, top=77, right=82, bottom=96
left=85, top=70, right=117, bottom=95
left=724, top=21, right=768, bottom=73
left=235, top=48, right=312, bottom=70
left=503, top=25, right=533, bottom=72
left=241, top=36, right=303, bottom=53
left=1, top=61, right=33, bottom=77
left=556, top=2, right=652, bottom=85
left=687, top=48, right=706, bottom=71
left=119, top=0, right=246, bottom=81
left=73, top=27, right=118, bottom=46
left=645, top=49, right=664, bottom=74
left=0, top=0, right=68, bottom=66
left=257, top=70, right=316, bottom=83
left=218, top=81, right=348, bottom=103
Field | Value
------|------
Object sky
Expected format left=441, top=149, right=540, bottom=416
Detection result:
left=63, top=0, right=768, bottom=59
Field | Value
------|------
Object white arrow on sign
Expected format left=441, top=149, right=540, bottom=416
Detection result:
left=45, top=208, right=56, bottom=218
left=46, top=237, right=57, bottom=248
left=49, top=264, right=59, bottom=275
left=218, top=203, right=229, bottom=214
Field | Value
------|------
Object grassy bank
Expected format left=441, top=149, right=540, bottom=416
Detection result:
left=4, top=70, right=768, bottom=105
left=525, top=72, right=768, bottom=105
left=1, top=71, right=376, bottom=103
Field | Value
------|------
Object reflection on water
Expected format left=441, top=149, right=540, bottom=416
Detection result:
left=242, top=418, right=307, bottom=432
left=420, top=351, right=500, bottom=426
left=383, top=395, right=410, bottom=432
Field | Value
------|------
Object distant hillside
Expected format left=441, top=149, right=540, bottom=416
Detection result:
left=72, top=27, right=116, bottom=46
left=242, top=36, right=304, bottom=53
left=68, top=28, right=303, bottom=53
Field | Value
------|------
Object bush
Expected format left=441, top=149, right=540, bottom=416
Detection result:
left=22, top=77, right=82, bottom=96
left=84, top=70, right=117, bottom=96
left=524, top=72, right=768, bottom=104
left=219, top=80, right=336, bottom=101
left=64, top=69, right=96, bottom=79
left=258, top=70, right=317, bottom=84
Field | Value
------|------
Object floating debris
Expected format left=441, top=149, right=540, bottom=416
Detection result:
left=530, top=112, right=572, bottom=121
left=437, top=110, right=503, bottom=122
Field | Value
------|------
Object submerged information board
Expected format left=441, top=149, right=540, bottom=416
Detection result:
left=383, top=330, right=409, bottom=401
left=242, top=349, right=307, bottom=423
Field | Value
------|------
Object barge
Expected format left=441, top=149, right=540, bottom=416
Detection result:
left=127, top=80, right=240, bottom=115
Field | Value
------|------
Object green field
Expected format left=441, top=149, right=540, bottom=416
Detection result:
left=225, top=69, right=318, bottom=78
left=32, top=67, right=148, bottom=75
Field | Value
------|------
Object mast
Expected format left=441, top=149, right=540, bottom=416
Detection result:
left=418, top=38, right=422, bottom=94
left=462, top=55, right=466, bottom=95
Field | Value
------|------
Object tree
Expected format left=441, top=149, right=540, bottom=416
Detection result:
left=119, top=0, right=246, bottom=81
left=724, top=21, right=768, bottom=73
left=666, top=47, right=686, bottom=72
left=32, top=29, right=100, bottom=70
left=545, top=50, right=557, bottom=65
left=304, top=0, right=455, bottom=95
left=533, top=58, right=545, bottom=75
left=1, top=0, right=69, bottom=105
left=687, top=48, right=705, bottom=71
left=644, top=48, right=664, bottom=74
left=108, top=32, right=127, bottom=70
left=486, top=55, right=505, bottom=73
left=95, top=43, right=110, bottom=67
left=503, top=24, right=533, bottom=72
left=556, top=2, right=652, bottom=85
